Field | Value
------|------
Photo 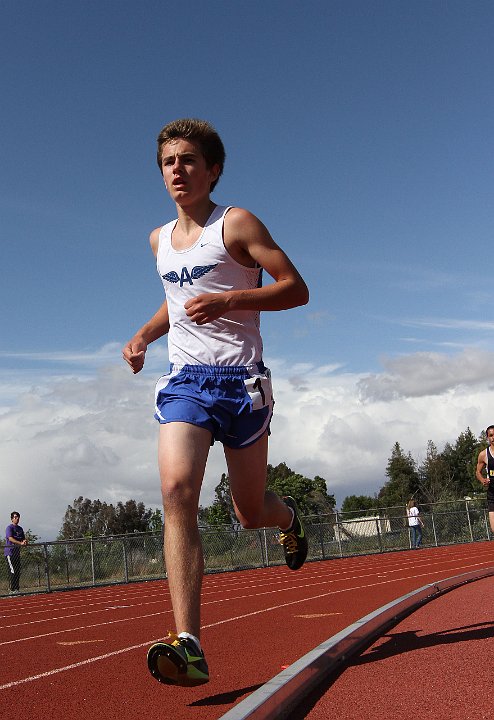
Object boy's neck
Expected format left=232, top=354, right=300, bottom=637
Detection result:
left=176, top=199, right=217, bottom=232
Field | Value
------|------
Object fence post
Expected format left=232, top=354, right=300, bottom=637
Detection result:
left=465, top=500, right=474, bottom=542
left=122, top=539, right=129, bottom=583
left=90, top=538, right=96, bottom=586
left=483, top=508, right=490, bottom=540
left=262, top=528, right=269, bottom=567
left=375, top=518, right=383, bottom=553
left=229, top=529, right=235, bottom=570
left=431, top=511, right=438, bottom=546
left=334, top=510, right=343, bottom=558
left=65, top=543, right=70, bottom=585
left=318, top=520, right=326, bottom=560
left=43, top=544, right=51, bottom=593
left=256, top=529, right=264, bottom=567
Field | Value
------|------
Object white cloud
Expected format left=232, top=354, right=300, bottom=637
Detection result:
left=0, top=342, right=168, bottom=371
left=358, top=348, right=494, bottom=400
left=0, top=349, right=491, bottom=541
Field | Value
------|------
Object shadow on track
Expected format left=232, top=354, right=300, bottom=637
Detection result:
left=351, top=620, right=494, bottom=666
left=286, top=621, right=494, bottom=719
left=188, top=684, right=263, bottom=707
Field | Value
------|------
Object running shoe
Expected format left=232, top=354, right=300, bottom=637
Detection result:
left=279, top=496, right=308, bottom=571
left=147, top=632, right=209, bottom=686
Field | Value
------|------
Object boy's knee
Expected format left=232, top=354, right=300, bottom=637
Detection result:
left=162, top=481, right=198, bottom=513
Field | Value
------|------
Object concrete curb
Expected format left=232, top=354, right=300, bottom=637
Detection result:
left=218, top=566, right=494, bottom=720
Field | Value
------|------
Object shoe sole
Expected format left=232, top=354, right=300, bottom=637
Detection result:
left=147, top=643, right=209, bottom=687
left=283, top=496, right=308, bottom=571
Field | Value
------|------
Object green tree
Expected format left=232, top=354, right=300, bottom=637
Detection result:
left=59, top=497, right=112, bottom=538
left=200, top=463, right=335, bottom=525
left=378, top=442, right=420, bottom=507
left=23, top=528, right=39, bottom=542
left=201, top=473, right=235, bottom=528
left=148, top=508, right=163, bottom=533
left=205, top=502, right=232, bottom=528
left=266, top=463, right=335, bottom=516
left=442, top=427, right=484, bottom=497
left=418, top=440, right=451, bottom=503
left=311, top=475, right=336, bottom=515
left=112, top=500, right=152, bottom=535
left=197, top=505, right=208, bottom=526
left=341, top=495, right=379, bottom=518
left=59, top=497, right=155, bottom=538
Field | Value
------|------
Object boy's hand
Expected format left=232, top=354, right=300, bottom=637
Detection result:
left=123, top=338, right=147, bottom=374
left=184, top=293, right=230, bottom=325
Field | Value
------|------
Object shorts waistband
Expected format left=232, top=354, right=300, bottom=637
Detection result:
left=169, top=362, right=266, bottom=377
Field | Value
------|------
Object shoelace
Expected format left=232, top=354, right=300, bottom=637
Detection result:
left=165, top=630, right=181, bottom=647
left=279, top=530, right=298, bottom=553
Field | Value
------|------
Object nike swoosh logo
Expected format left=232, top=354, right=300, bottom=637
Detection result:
left=185, top=650, right=203, bottom=662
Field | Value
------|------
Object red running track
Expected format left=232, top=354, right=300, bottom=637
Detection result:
left=1, top=542, right=494, bottom=720
left=296, top=574, right=494, bottom=720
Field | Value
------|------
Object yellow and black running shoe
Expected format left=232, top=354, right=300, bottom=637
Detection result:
left=147, top=632, right=209, bottom=686
left=279, top=496, right=308, bottom=571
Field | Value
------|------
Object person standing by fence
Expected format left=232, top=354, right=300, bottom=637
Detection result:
left=475, top=424, right=494, bottom=533
left=4, top=512, right=27, bottom=594
left=407, top=499, right=424, bottom=549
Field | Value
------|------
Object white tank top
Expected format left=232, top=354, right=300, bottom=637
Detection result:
left=157, top=205, right=264, bottom=367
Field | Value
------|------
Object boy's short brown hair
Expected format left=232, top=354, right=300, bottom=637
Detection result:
left=156, top=118, right=226, bottom=191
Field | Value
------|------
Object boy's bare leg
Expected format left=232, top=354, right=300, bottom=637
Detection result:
left=159, top=422, right=212, bottom=639
left=225, top=433, right=293, bottom=529
left=489, top=511, right=494, bottom=534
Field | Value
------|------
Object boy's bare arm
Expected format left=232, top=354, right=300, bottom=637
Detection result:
left=476, top=451, right=489, bottom=486
left=123, top=300, right=170, bottom=374
left=185, top=209, right=309, bottom=325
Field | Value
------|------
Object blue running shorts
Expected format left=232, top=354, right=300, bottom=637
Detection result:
left=154, top=362, right=274, bottom=449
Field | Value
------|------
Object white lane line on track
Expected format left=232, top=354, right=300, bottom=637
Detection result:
left=0, top=593, right=168, bottom=620
left=58, top=640, right=104, bottom=645
left=204, top=549, right=494, bottom=591
left=2, top=560, right=493, bottom=690
left=0, top=569, right=447, bottom=631
left=2, top=552, right=493, bottom=637
left=0, top=640, right=160, bottom=690
left=0, top=553, right=476, bottom=621
left=0, top=574, right=407, bottom=645
left=0, top=546, right=490, bottom=620
left=0, top=610, right=171, bottom=646
left=295, top=613, right=342, bottom=618
left=0, top=600, right=163, bottom=629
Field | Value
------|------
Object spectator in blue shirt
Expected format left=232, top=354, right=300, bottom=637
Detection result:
left=5, top=512, right=27, bottom=593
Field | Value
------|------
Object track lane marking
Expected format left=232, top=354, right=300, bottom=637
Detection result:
left=2, top=559, right=493, bottom=690
left=0, top=610, right=172, bottom=646
left=58, top=640, right=104, bottom=645
left=1, top=545, right=491, bottom=623
left=3, top=548, right=491, bottom=628
left=2, top=555, right=493, bottom=643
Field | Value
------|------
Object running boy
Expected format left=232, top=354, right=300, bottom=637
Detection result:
left=476, top=424, right=494, bottom=532
left=123, top=119, right=309, bottom=687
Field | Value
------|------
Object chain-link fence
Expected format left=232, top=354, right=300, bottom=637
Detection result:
left=1, top=498, right=491, bottom=597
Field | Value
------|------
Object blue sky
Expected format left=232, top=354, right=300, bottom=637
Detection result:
left=1, top=1, right=494, bottom=539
